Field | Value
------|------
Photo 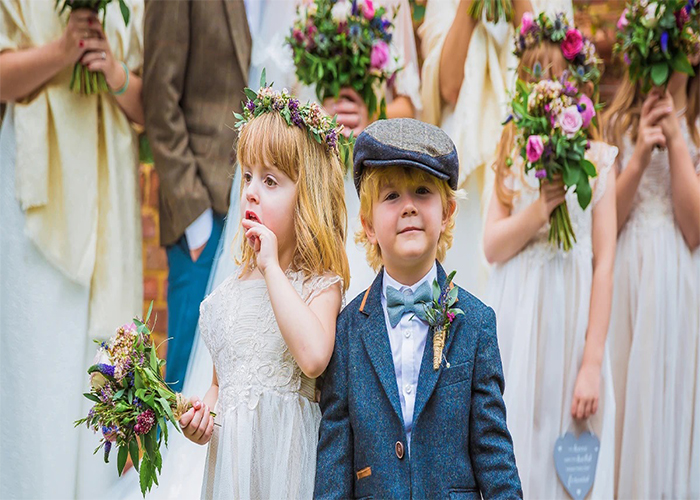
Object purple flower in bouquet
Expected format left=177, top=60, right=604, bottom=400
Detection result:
left=293, top=28, right=305, bottom=43
left=624, top=52, right=631, bottom=65
left=134, top=409, right=156, bottom=435
left=577, top=94, right=596, bottom=129
left=559, top=106, right=583, bottom=137
left=526, top=135, right=545, bottom=163
left=535, top=169, right=547, bottom=179
left=660, top=32, right=669, bottom=54
left=370, top=40, right=389, bottom=69
left=676, top=8, right=690, bottom=28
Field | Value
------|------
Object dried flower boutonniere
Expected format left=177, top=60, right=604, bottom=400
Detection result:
left=424, top=271, right=464, bottom=370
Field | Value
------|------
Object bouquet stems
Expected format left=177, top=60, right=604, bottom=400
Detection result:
left=467, top=0, right=514, bottom=23
left=549, top=203, right=577, bottom=252
left=70, top=63, right=109, bottom=95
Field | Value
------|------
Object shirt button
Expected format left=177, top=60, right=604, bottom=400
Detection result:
left=404, top=329, right=411, bottom=338
left=404, top=384, right=413, bottom=395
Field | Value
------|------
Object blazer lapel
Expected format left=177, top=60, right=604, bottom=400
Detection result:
left=413, top=262, right=461, bottom=420
left=359, top=272, right=404, bottom=426
left=222, top=0, right=251, bottom=83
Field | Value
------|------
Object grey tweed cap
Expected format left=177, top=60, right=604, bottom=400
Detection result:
left=353, top=118, right=459, bottom=193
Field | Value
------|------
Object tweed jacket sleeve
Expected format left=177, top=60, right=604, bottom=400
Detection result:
left=315, top=310, right=354, bottom=499
left=469, top=306, right=523, bottom=499
left=143, top=0, right=212, bottom=239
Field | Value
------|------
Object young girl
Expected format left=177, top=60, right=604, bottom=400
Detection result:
left=604, top=46, right=700, bottom=499
left=483, top=13, right=618, bottom=498
left=178, top=87, right=350, bottom=499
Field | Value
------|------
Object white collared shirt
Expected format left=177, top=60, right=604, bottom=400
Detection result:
left=380, top=263, right=437, bottom=452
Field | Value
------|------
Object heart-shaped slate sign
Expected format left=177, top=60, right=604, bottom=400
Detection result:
left=553, top=431, right=600, bottom=500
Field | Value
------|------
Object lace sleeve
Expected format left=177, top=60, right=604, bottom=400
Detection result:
left=589, top=141, right=619, bottom=207
left=302, top=273, right=345, bottom=307
left=198, top=295, right=215, bottom=355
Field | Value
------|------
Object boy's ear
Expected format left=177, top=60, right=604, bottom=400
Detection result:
left=441, top=199, right=457, bottom=232
left=360, top=215, right=377, bottom=245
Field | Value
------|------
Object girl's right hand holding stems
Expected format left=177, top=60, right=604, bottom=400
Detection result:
left=179, top=396, right=215, bottom=445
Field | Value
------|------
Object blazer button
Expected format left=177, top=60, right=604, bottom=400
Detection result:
left=395, top=441, right=405, bottom=460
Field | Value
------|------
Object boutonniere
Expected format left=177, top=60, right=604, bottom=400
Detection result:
left=424, top=271, right=464, bottom=370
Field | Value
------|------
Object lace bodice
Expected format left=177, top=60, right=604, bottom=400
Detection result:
left=508, top=141, right=618, bottom=262
left=199, top=270, right=342, bottom=413
left=619, top=116, right=700, bottom=232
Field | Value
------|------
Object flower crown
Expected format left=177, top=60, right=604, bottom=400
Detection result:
left=234, top=70, right=354, bottom=169
left=515, top=12, right=602, bottom=86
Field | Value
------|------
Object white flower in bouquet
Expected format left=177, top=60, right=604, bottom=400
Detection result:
left=331, top=0, right=352, bottom=23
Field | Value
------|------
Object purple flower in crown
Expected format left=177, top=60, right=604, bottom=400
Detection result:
left=326, top=128, right=338, bottom=149
left=291, top=110, right=304, bottom=128
left=288, top=98, right=299, bottom=111
left=246, top=100, right=256, bottom=112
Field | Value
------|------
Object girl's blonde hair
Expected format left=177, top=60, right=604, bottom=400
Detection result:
left=493, top=42, right=602, bottom=208
left=235, top=112, right=350, bottom=290
left=603, top=65, right=700, bottom=156
left=355, top=166, right=457, bottom=271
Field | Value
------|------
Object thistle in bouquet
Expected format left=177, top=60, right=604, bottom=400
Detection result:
left=287, top=0, right=401, bottom=120
left=55, top=0, right=130, bottom=95
left=468, top=0, right=513, bottom=23
left=75, top=303, right=215, bottom=496
left=507, top=76, right=599, bottom=251
left=614, top=0, right=700, bottom=92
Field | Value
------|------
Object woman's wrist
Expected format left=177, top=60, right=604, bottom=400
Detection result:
left=106, top=61, right=127, bottom=92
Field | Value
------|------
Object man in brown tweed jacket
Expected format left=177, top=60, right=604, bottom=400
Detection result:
left=143, top=0, right=250, bottom=392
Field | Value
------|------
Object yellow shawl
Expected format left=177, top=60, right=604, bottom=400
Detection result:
left=0, top=0, right=144, bottom=339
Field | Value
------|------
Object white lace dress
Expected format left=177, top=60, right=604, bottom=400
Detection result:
left=485, top=141, right=618, bottom=499
left=198, top=269, right=341, bottom=499
left=609, top=116, right=700, bottom=500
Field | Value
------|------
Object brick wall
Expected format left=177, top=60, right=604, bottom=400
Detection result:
left=140, top=164, right=168, bottom=355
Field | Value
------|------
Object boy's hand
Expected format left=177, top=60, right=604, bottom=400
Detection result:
left=571, top=362, right=601, bottom=420
left=241, top=218, right=280, bottom=274
left=179, top=396, right=214, bottom=445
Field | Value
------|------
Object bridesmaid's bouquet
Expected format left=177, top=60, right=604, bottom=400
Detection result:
left=55, top=0, right=131, bottom=95
left=507, top=76, right=600, bottom=251
left=614, top=0, right=700, bottom=92
left=75, top=303, right=213, bottom=496
left=468, top=0, right=513, bottom=23
left=286, top=0, right=401, bottom=119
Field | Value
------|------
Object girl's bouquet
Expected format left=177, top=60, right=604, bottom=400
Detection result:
left=287, top=0, right=400, bottom=119
left=468, top=0, right=513, bottom=23
left=75, top=303, right=213, bottom=496
left=56, top=0, right=130, bottom=95
left=615, top=0, right=700, bottom=92
left=507, top=76, right=599, bottom=251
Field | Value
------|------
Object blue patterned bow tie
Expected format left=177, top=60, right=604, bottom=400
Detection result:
left=385, top=281, right=432, bottom=328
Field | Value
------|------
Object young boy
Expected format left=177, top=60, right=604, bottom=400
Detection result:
left=315, top=119, right=522, bottom=499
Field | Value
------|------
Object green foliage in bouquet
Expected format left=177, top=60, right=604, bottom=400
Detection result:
left=614, top=0, right=700, bottom=92
left=468, top=0, right=513, bottom=23
left=507, top=77, right=600, bottom=251
left=55, top=0, right=130, bottom=95
left=75, top=303, right=214, bottom=496
left=287, top=0, right=401, bottom=119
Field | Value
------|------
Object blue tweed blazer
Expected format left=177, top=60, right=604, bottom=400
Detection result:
left=315, top=262, right=522, bottom=499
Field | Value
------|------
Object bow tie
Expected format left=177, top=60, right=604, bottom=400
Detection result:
left=385, top=281, right=432, bottom=328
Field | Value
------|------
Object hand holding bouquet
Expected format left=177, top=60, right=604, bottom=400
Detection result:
left=75, top=304, right=215, bottom=496
left=287, top=0, right=401, bottom=119
left=56, top=0, right=130, bottom=95
left=507, top=77, right=599, bottom=251
left=615, top=0, right=700, bottom=92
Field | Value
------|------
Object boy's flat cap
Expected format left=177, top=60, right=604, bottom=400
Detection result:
left=353, top=118, right=459, bottom=193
